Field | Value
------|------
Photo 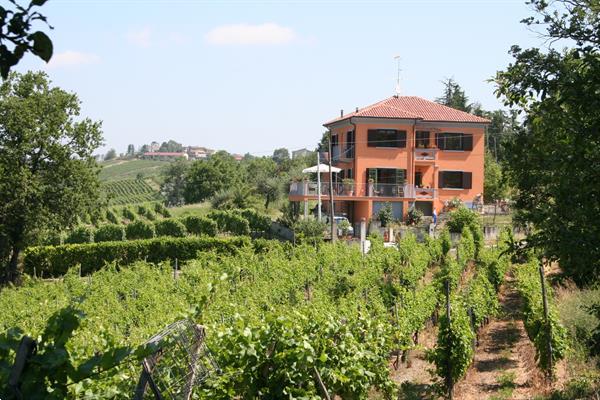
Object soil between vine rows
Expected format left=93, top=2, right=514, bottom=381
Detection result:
left=390, top=273, right=549, bottom=400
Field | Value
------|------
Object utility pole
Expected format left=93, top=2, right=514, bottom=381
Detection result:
left=317, top=151, right=322, bottom=222
left=328, top=129, right=336, bottom=242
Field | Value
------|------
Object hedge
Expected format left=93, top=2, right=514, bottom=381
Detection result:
left=154, top=219, right=187, bottom=237
left=65, top=226, right=94, bottom=244
left=126, top=220, right=155, bottom=240
left=181, top=216, right=218, bottom=237
left=24, top=236, right=251, bottom=277
left=94, top=224, right=125, bottom=242
left=239, top=209, right=271, bottom=233
left=208, top=210, right=251, bottom=236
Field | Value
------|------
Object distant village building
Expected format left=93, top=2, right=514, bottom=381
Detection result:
left=232, top=153, right=244, bottom=161
left=292, top=148, right=313, bottom=159
left=142, top=152, right=188, bottom=161
left=187, top=146, right=214, bottom=160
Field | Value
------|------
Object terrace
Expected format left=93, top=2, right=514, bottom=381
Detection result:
left=289, top=181, right=436, bottom=200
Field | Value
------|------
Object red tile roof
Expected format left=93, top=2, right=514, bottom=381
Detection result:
left=143, top=152, right=187, bottom=156
left=324, top=96, right=490, bottom=125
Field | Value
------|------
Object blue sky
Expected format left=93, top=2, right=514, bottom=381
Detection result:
left=14, top=0, right=542, bottom=156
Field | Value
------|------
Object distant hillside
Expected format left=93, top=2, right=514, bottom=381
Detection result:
left=99, top=159, right=170, bottom=182
left=99, top=159, right=170, bottom=205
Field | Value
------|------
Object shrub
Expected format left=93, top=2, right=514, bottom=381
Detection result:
left=154, top=203, right=171, bottom=218
left=94, top=224, right=125, bottom=242
left=181, top=216, right=218, bottom=237
left=65, top=226, right=94, bottom=244
left=154, top=219, right=187, bottom=237
left=106, top=209, right=119, bottom=224
left=293, top=219, right=325, bottom=245
left=207, top=210, right=250, bottom=236
left=457, top=228, right=475, bottom=268
left=125, top=220, right=155, bottom=240
left=406, top=207, right=423, bottom=226
left=446, top=206, right=478, bottom=233
left=239, top=209, right=271, bottom=233
left=447, top=206, right=483, bottom=258
left=377, top=202, right=394, bottom=227
left=23, top=236, right=251, bottom=277
left=121, top=207, right=136, bottom=221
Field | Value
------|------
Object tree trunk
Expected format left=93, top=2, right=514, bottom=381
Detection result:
left=5, top=245, right=21, bottom=283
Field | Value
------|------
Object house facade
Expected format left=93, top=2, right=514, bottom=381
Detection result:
left=289, top=96, right=489, bottom=223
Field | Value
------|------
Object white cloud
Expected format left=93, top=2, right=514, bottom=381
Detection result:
left=47, top=51, right=99, bottom=68
left=127, top=27, right=152, bottom=48
left=205, top=23, right=296, bottom=45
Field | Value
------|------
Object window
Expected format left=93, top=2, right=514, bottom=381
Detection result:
left=346, top=168, right=353, bottom=179
left=435, top=132, right=473, bottom=151
left=367, top=129, right=406, bottom=148
left=345, top=131, right=355, bottom=158
left=438, top=171, right=472, bottom=189
left=416, top=131, right=430, bottom=148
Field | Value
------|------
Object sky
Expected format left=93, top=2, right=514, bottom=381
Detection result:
left=13, top=0, right=543, bottom=157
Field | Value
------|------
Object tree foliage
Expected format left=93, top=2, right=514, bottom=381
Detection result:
left=0, top=0, right=53, bottom=78
left=435, top=77, right=472, bottom=112
left=0, top=72, right=102, bottom=282
left=495, top=0, right=600, bottom=285
left=160, top=158, right=189, bottom=207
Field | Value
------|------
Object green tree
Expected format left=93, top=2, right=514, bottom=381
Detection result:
left=0, top=0, right=53, bottom=78
left=158, top=139, right=183, bottom=152
left=495, top=0, right=600, bottom=285
left=104, top=148, right=117, bottom=160
left=160, top=158, right=189, bottom=206
left=435, top=78, right=471, bottom=112
left=272, top=148, right=290, bottom=165
left=184, top=151, right=240, bottom=203
left=0, top=72, right=102, bottom=282
left=126, top=144, right=135, bottom=156
left=484, top=150, right=507, bottom=204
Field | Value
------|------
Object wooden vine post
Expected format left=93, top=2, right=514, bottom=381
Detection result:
left=539, top=260, right=553, bottom=376
left=445, top=279, right=453, bottom=400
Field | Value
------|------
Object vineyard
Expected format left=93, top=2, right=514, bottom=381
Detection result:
left=103, top=179, right=163, bottom=206
left=99, top=159, right=169, bottom=182
left=0, top=223, right=557, bottom=399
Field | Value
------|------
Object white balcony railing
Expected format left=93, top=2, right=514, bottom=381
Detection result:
left=289, top=181, right=436, bottom=199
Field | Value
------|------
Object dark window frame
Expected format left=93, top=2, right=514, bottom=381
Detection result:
left=436, top=132, right=473, bottom=151
left=415, top=131, right=430, bottom=148
left=367, top=129, right=407, bottom=148
left=439, top=171, right=472, bottom=189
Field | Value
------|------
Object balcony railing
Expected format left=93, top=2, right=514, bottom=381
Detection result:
left=414, top=148, right=437, bottom=161
left=289, top=181, right=436, bottom=199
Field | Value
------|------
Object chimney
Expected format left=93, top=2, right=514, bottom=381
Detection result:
left=355, top=107, right=359, bottom=112
left=340, top=109, right=344, bottom=117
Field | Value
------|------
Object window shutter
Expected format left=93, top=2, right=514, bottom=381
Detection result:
left=462, top=172, right=472, bottom=189
left=436, top=133, right=444, bottom=150
left=438, top=171, right=445, bottom=188
left=395, top=169, right=406, bottom=185
left=462, top=134, right=473, bottom=151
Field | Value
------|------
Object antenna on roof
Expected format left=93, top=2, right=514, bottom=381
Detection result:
left=394, top=55, right=401, bottom=97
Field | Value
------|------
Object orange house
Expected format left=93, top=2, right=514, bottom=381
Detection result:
left=289, top=95, right=490, bottom=224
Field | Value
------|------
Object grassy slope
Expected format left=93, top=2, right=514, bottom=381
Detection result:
left=99, top=159, right=169, bottom=182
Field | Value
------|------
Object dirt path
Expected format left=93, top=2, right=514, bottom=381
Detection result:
left=454, top=274, right=546, bottom=400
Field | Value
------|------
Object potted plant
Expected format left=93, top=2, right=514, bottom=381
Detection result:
left=342, top=178, right=354, bottom=195
left=368, top=178, right=375, bottom=196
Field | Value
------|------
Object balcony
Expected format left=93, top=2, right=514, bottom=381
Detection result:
left=289, top=181, right=436, bottom=200
left=414, top=148, right=437, bottom=161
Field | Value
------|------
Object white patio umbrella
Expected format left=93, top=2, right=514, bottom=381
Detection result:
left=302, top=164, right=341, bottom=174
left=302, top=163, right=341, bottom=222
